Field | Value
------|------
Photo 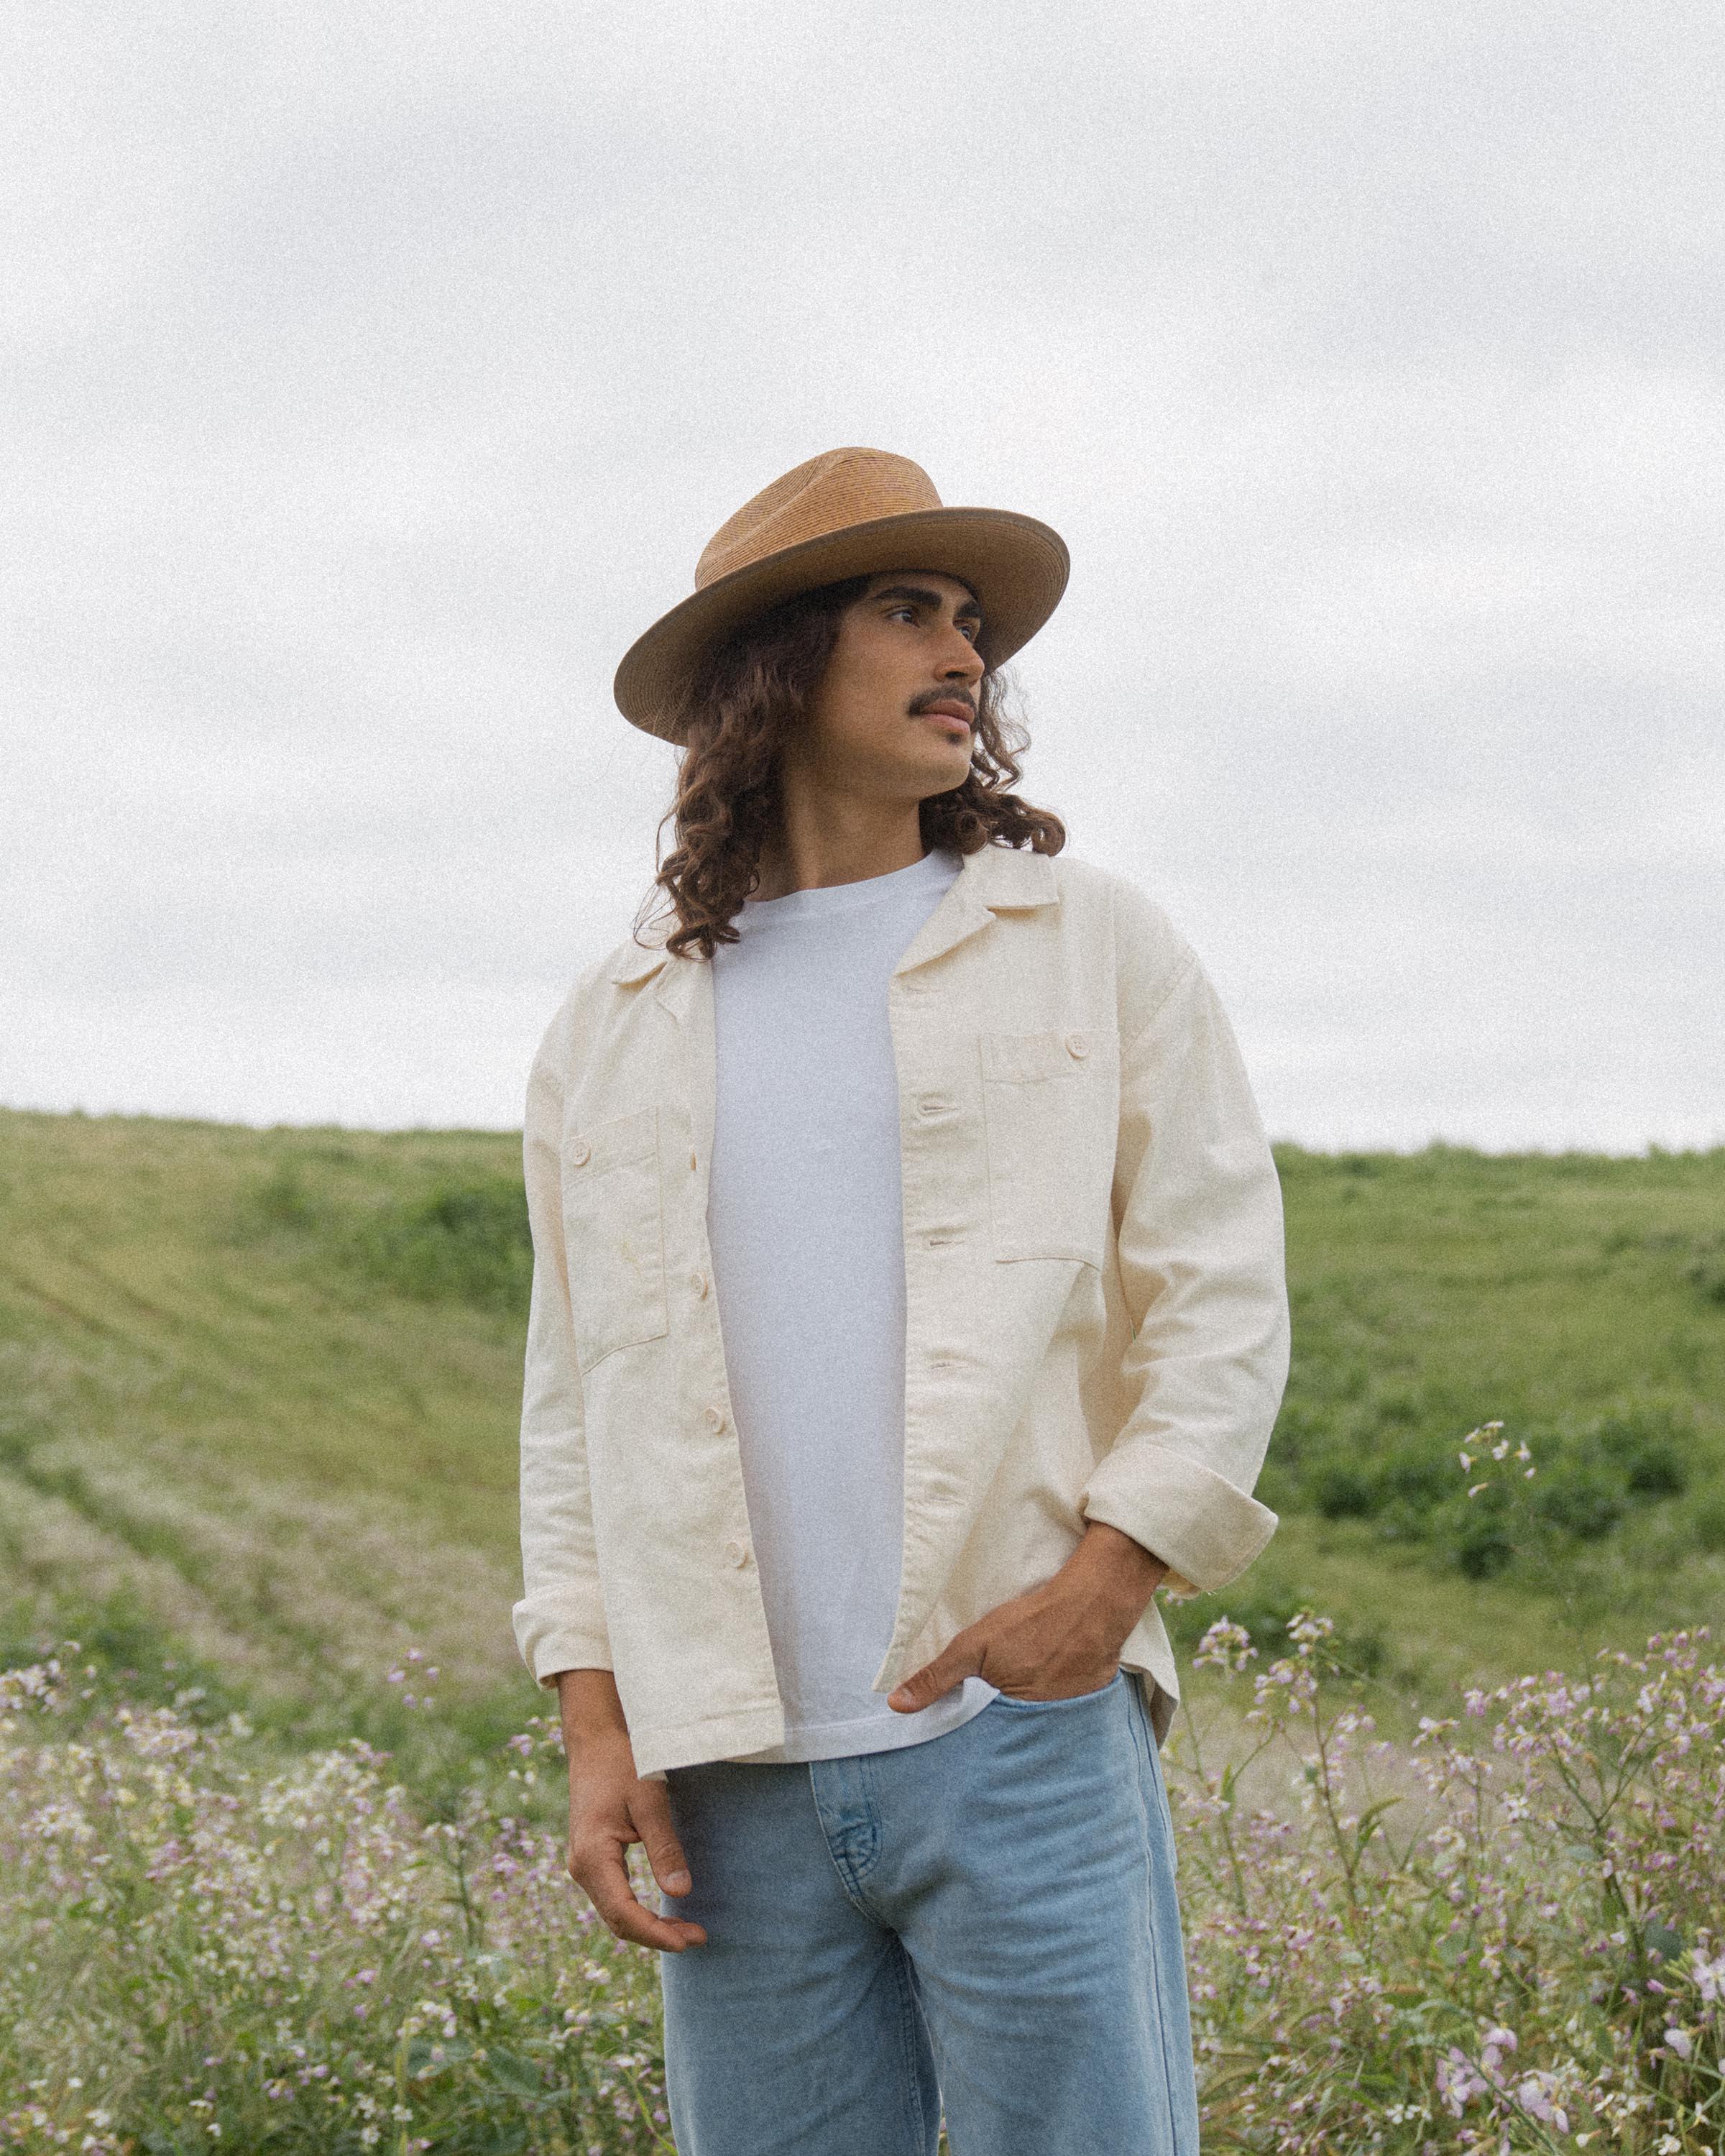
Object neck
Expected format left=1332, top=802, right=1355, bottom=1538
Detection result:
left=750, top=786, right=929, bottom=902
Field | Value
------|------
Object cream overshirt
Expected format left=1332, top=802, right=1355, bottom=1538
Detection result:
left=512, top=841, right=1291, bottom=1777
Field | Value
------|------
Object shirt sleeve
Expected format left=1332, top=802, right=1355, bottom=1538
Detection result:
left=1080, top=945, right=1292, bottom=1596
left=511, top=1027, right=614, bottom=1686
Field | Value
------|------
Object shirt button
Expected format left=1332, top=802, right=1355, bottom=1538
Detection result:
left=704, top=1404, right=725, bottom=1431
left=1066, top=1032, right=1090, bottom=1060
left=723, top=1538, right=750, bottom=1568
left=690, top=1270, right=709, bottom=1298
left=569, top=1138, right=591, bottom=1166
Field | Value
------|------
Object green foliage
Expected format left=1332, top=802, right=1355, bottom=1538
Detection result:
left=1310, top=1405, right=1700, bottom=1578
left=1, top=1110, right=1722, bottom=1763
left=1265, top=1145, right=1725, bottom=1597
left=348, top=1175, right=533, bottom=1311
left=0, top=1108, right=542, bottom=1789
left=1685, top=1234, right=1725, bottom=1308
left=238, top=1159, right=533, bottom=1313
left=1165, top=1574, right=1386, bottom=1676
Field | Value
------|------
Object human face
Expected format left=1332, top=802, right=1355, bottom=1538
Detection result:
left=793, top=570, right=986, bottom=804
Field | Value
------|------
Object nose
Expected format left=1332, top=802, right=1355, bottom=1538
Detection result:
left=938, top=621, right=985, bottom=686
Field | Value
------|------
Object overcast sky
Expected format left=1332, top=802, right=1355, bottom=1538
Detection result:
left=4, top=1, right=1721, bottom=1150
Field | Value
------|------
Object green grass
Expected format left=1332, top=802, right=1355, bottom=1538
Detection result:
left=2, top=1108, right=1722, bottom=1762
left=1169, top=1142, right=1725, bottom=1699
left=0, top=1108, right=543, bottom=1792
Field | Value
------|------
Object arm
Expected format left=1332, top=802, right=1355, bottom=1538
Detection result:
left=557, top=1670, right=707, bottom=1954
left=511, top=1032, right=704, bottom=1950
left=887, top=1520, right=1167, bottom=1710
left=511, top=1035, right=613, bottom=1689
left=890, top=928, right=1289, bottom=1712
left=1082, top=947, right=1290, bottom=1595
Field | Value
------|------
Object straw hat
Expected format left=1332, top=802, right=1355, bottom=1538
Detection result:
left=612, top=447, right=1070, bottom=743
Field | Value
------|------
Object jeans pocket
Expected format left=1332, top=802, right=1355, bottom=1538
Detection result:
left=990, top=1669, right=1125, bottom=1711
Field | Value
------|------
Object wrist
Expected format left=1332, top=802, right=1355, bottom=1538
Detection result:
left=1062, top=1521, right=1167, bottom=1633
left=554, top=1668, right=631, bottom=1753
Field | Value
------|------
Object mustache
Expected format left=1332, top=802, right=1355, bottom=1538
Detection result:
left=908, top=689, right=978, bottom=723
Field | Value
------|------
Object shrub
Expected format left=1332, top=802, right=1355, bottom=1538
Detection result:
left=1530, top=1457, right=1627, bottom=1541
left=348, top=1178, right=533, bottom=1313
left=1274, top=1404, right=1703, bottom=1587
left=1683, top=1237, right=1725, bottom=1308
left=1596, top=1412, right=1690, bottom=1500
left=1694, top=1493, right=1725, bottom=1556
left=1313, top=1464, right=1376, bottom=1520
left=236, top=1167, right=534, bottom=1316
left=1452, top=1507, right=1516, bottom=1579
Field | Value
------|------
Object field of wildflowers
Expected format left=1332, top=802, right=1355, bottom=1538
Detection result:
left=1179, top=1615, right=1724, bottom=2152
left=1, top=1654, right=670, bottom=2155
left=3, top=1111, right=1721, bottom=2151
left=5, top=1582, right=1721, bottom=2153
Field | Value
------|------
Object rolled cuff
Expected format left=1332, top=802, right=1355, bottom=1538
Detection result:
left=1081, top=1448, right=1279, bottom=1597
left=512, top=1595, right=613, bottom=1689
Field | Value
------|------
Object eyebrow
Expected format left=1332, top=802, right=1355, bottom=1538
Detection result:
left=871, top=582, right=983, bottom=625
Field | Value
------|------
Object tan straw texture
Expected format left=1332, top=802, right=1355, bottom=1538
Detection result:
left=612, top=448, right=1070, bottom=742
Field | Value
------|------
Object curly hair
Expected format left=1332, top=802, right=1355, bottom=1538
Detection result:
left=639, top=575, right=1066, bottom=962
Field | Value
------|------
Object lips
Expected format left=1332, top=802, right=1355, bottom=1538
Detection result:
left=921, top=700, right=974, bottom=728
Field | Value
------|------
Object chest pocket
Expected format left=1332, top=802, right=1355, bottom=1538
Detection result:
left=561, top=1105, right=670, bottom=1372
left=980, top=1029, right=1116, bottom=1267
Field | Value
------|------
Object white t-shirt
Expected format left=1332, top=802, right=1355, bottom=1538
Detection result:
left=707, top=845, right=999, bottom=1763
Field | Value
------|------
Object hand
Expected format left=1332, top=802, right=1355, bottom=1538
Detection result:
left=886, top=1522, right=1167, bottom=1712
left=556, top=1669, right=707, bottom=1953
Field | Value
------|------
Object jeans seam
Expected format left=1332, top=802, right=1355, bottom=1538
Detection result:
left=890, top=1945, right=938, bottom=2154
left=1128, top=1680, right=1186, bottom=2153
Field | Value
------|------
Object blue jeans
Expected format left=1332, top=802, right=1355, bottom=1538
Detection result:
left=658, top=1669, right=1198, bottom=2155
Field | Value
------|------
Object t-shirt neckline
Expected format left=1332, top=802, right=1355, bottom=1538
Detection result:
left=735, top=846, right=961, bottom=931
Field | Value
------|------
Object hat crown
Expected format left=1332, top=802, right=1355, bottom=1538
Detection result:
left=694, top=448, right=944, bottom=591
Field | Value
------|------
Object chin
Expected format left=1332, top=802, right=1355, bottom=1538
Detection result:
left=919, top=777, right=971, bottom=808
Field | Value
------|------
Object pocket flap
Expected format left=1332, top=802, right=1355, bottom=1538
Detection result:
left=980, top=1030, right=1081, bottom=1085
left=569, top=1104, right=659, bottom=1176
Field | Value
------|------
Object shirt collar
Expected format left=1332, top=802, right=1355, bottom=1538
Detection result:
left=605, top=840, right=1058, bottom=988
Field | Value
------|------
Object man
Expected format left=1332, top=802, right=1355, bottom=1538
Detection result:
left=513, top=446, right=1290, bottom=2154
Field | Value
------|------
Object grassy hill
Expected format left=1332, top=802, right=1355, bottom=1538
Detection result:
left=2, top=1108, right=1721, bottom=1760
left=1212, top=1142, right=1725, bottom=1691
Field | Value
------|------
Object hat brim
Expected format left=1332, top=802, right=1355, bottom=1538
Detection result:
left=612, top=505, right=1070, bottom=743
